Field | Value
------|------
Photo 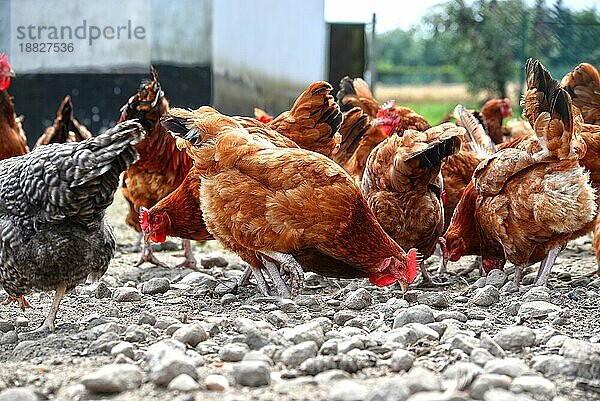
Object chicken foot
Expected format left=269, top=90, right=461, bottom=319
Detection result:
left=457, top=256, right=483, bottom=277
left=135, top=241, right=170, bottom=269
left=248, top=266, right=271, bottom=296
left=261, top=251, right=305, bottom=297
left=175, top=239, right=198, bottom=270
left=34, top=282, right=67, bottom=332
left=535, top=246, right=560, bottom=286
left=415, top=261, right=450, bottom=288
left=3, top=295, right=31, bottom=311
left=261, top=257, right=291, bottom=298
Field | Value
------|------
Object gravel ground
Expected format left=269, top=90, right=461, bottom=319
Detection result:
left=0, top=191, right=599, bottom=401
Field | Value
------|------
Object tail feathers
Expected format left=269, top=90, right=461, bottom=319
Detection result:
left=402, top=124, right=463, bottom=170
left=58, top=95, right=74, bottom=121
left=561, top=62, right=600, bottom=125
left=119, top=65, right=166, bottom=129
left=337, top=76, right=358, bottom=112
left=334, top=107, right=371, bottom=164
left=454, top=104, right=497, bottom=156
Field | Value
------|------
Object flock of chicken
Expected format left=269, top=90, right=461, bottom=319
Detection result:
left=1, top=52, right=600, bottom=332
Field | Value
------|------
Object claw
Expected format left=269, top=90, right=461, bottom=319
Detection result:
left=3, top=295, right=31, bottom=311
left=135, top=242, right=170, bottom=268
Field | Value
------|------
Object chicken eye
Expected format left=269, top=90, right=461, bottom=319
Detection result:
left=154, top=216, right=162, bottom=223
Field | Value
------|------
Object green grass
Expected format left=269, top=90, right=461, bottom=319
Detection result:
left=403, top=101, right=478, bottom=125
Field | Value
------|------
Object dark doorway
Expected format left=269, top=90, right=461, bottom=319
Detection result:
left=328, top=23, right=366, bottom=91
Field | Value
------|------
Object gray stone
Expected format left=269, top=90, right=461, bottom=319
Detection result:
left=110, top=341, right=135, bottom=359
left=219, top=342, right=250, bottom=362
left=234, top=317, right=273, bottom=334
left=434, top=311, right=467, bottom=322
left=390, top=349, right=415, bottom=372
left=483, top=388, right=536, bottom=401
left=280, top=341, right=318, bottom=368
left=393, top=305, right=435, bottom=328
left=405, top=366, right=441, bottom=393
left=282, top=321, right=324, bottom=346
left=180, top=271, right=217, bottom=288
left=314, top=369, right=351, bottom=384
left=172, top=323, right=208, bottom=347
left=124, top=325, right=146, bottom=343
left=1, top=330, right=18, bottom=345
left=242, top=350, right=273, bottom=366
left=417, top=292, right=449, bottom=308
left=80, top=364, right=142, bottom=393
left=364, top=378, right=410, bottom=401
left=112, top=287, right=141, bottom=302
left=530, top=355, right=579, bottom=377
left=138, top=311, right=156, bottom=326
left=337, top=337, right=365, bottom=354
left=510, top=375, right=556, bottom=400
left=200, top=254, right=228, bottom=268
left=329, top=379, right=368, bottom=401
left=480, top=332, right=506, bottom=357
left=154, top=316, right=180, bottom=330
left=441, top=362, right=483, bottom=390
left=449, top=333, right=480, bottom=354
left=167, top=374, right=200, bottom=392
left=0, top=388, right=38, bottom=401
left=472, top=285, right=500, bottom=306
left=521, top=287, right=550, bottom=303
left=334, top=310, right=358, bottom=326
left=471, top=348, right=495, bottom=367
left=559, top=338, right=600, bottom=379
left=545, top=335, right=569, bottom=348
left=517, top=302, right=561, bottom=319
left=494, top=326, right=536, bottom=350
left=141, top=278, right=171, bottom=295
left=94, top=282, right=112, bottom=299
left=266, top=310, right=288, bottom=328
left=146, top=340, right=197, bottom=386
left=501, top=281, right=520, bottom=294
left=486, top=269, right=508, bottom=288
left=233, top=361, right=271, bottom=387
left=428, top=322, right=448, bottom=337
left=320, top=339, right=339, bottom=355
left=485, top=358, right=531, bottom=377
left=204, top=374, right=229, bottom=391
left=0, top=321, right=15, bottom=333
left=470, top=374, right=512, bottom=400
left=14, top=317, right=28, bottom=328
left=406, top=392, right=463, bottom=401
left=344, top=288, right=372, bottom=310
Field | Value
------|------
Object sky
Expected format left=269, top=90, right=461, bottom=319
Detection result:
left=324, top=0, right=599, bottom=33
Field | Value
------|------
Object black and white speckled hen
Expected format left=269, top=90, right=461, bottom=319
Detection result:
left=0, top=120, right=144, bottom=331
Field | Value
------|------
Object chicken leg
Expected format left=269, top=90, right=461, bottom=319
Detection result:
left=175, top=239, right=197, bottom=270
left=415, top=261, right=450, bottom=288
left=135, top=242, right=170, bottom=269
left=260, top=257, right=291, bottom=298
left=535, top=246, right=560, bottom=286
left=3, top=295, right=31, bottom=310
left=261, top=251, right=305, bottom=297
left=34, top=282, right=67, bottom=332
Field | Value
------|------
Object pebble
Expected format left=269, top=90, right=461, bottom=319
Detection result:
left=282, top=321, right=324, bottom=346
left=334, top=310, right=358, bottom=326
left=172, top=323, right=208, bottom=347
left=80, top=364, right=142, bottom=393
left=405, top=366, right=441, bottom=393
left=124, top=325, right=147, bottom=343
left=110, top=341, right=135, bottom=359
left=493, top=326, right=536, bottom=350
left=510, top=375, right=556, bottom=399
left=179, top=272, right=217, bottom=288
left=522, top=273, right=537, bottom=286
left=390, top=349, right=415, bottom=372
left=14, top=317, right=29, bottom=328
left=521, top=287, right=550, bottom=302
left=471, top=348, right=495, bottom=366
left=434, top=310, right=467, bottom=322
left=449, top=333, right=481, bottom=354
left=205, top=374, right=229, bottom=391
left=219, top=342, right=250, bottom=362
left=141, top=277, right=171, bottom=295
left=484, top=358, right=531, bottom=377
left=200, top=254, right=228, bottom=268
left=220, top=293, right=238, bottom=305
left=242, top=350, right=274, bottom=366
left=0, top=388, right=38, bottom=401
left=112, top=287, right=141, bottom=302
left=483, top=388, right=536, bottom=401
left=138, top=311, right=157, bottom=326
left=441, top=361, right=482, bottom=390
left=167, top=374, right=200, bottom=392
left=417, top=292, right=449, bottom=308
left=320, top=339, right=339, bottom=355
left=393, top=305, right=435, bottom=327
left=480, top=332, right=506, bottom=357
left=470, top=374, right=512, bottom=399
left=233, top=361, right=271, bottom=387
left=279, top=299, right=298, bottom=313
left=530, top=355, right=578, bottom=377
left=472, top=285, right=500, bottom=306
left=154, top=316, right=180, bottom=330
left=486, top=269, right=508, bottom=288
left=314, top=369, right=350, bottom=383
left=0, top=321, right=15, bottom=333
left=328, top=379, right=368, bottom=401
left=266, top=310, right=289, bottom=328
left=343, top=288, right=372, bottom=309
left=146, top=340, right=198, bottom=385
left=517, top=301, right=561, bottom=319
left=501, top=281, right=519, bottom=294
left=94, top=282, right=112, bottom=299
left=1, top=330, right=18, bottom=345
left=280, top=341, right=318, bottom=368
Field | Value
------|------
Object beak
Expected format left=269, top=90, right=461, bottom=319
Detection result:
left=399, top=280, right=409, bottom=293
left=372, top=118, right=383, bottom=127
left=175, top=137, right=189, bottom=150
left=6, top=68, right=15, bottom=78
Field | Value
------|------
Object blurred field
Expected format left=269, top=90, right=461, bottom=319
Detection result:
left=375, top=82, right=523, bottom=124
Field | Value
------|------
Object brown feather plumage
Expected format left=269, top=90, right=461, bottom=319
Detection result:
left=35, top=95, right=92, bottom=147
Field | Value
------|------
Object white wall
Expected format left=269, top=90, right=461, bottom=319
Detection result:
left=212, top=0, right=327, bottom=86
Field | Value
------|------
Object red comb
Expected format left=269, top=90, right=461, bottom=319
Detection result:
left=405, top=248, right=420, bottom=283
left=0, top=53, right=7, bottom=64
left=139, top=207, right=150, bottom=231
left=381, top=100, right=395, bottom=110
